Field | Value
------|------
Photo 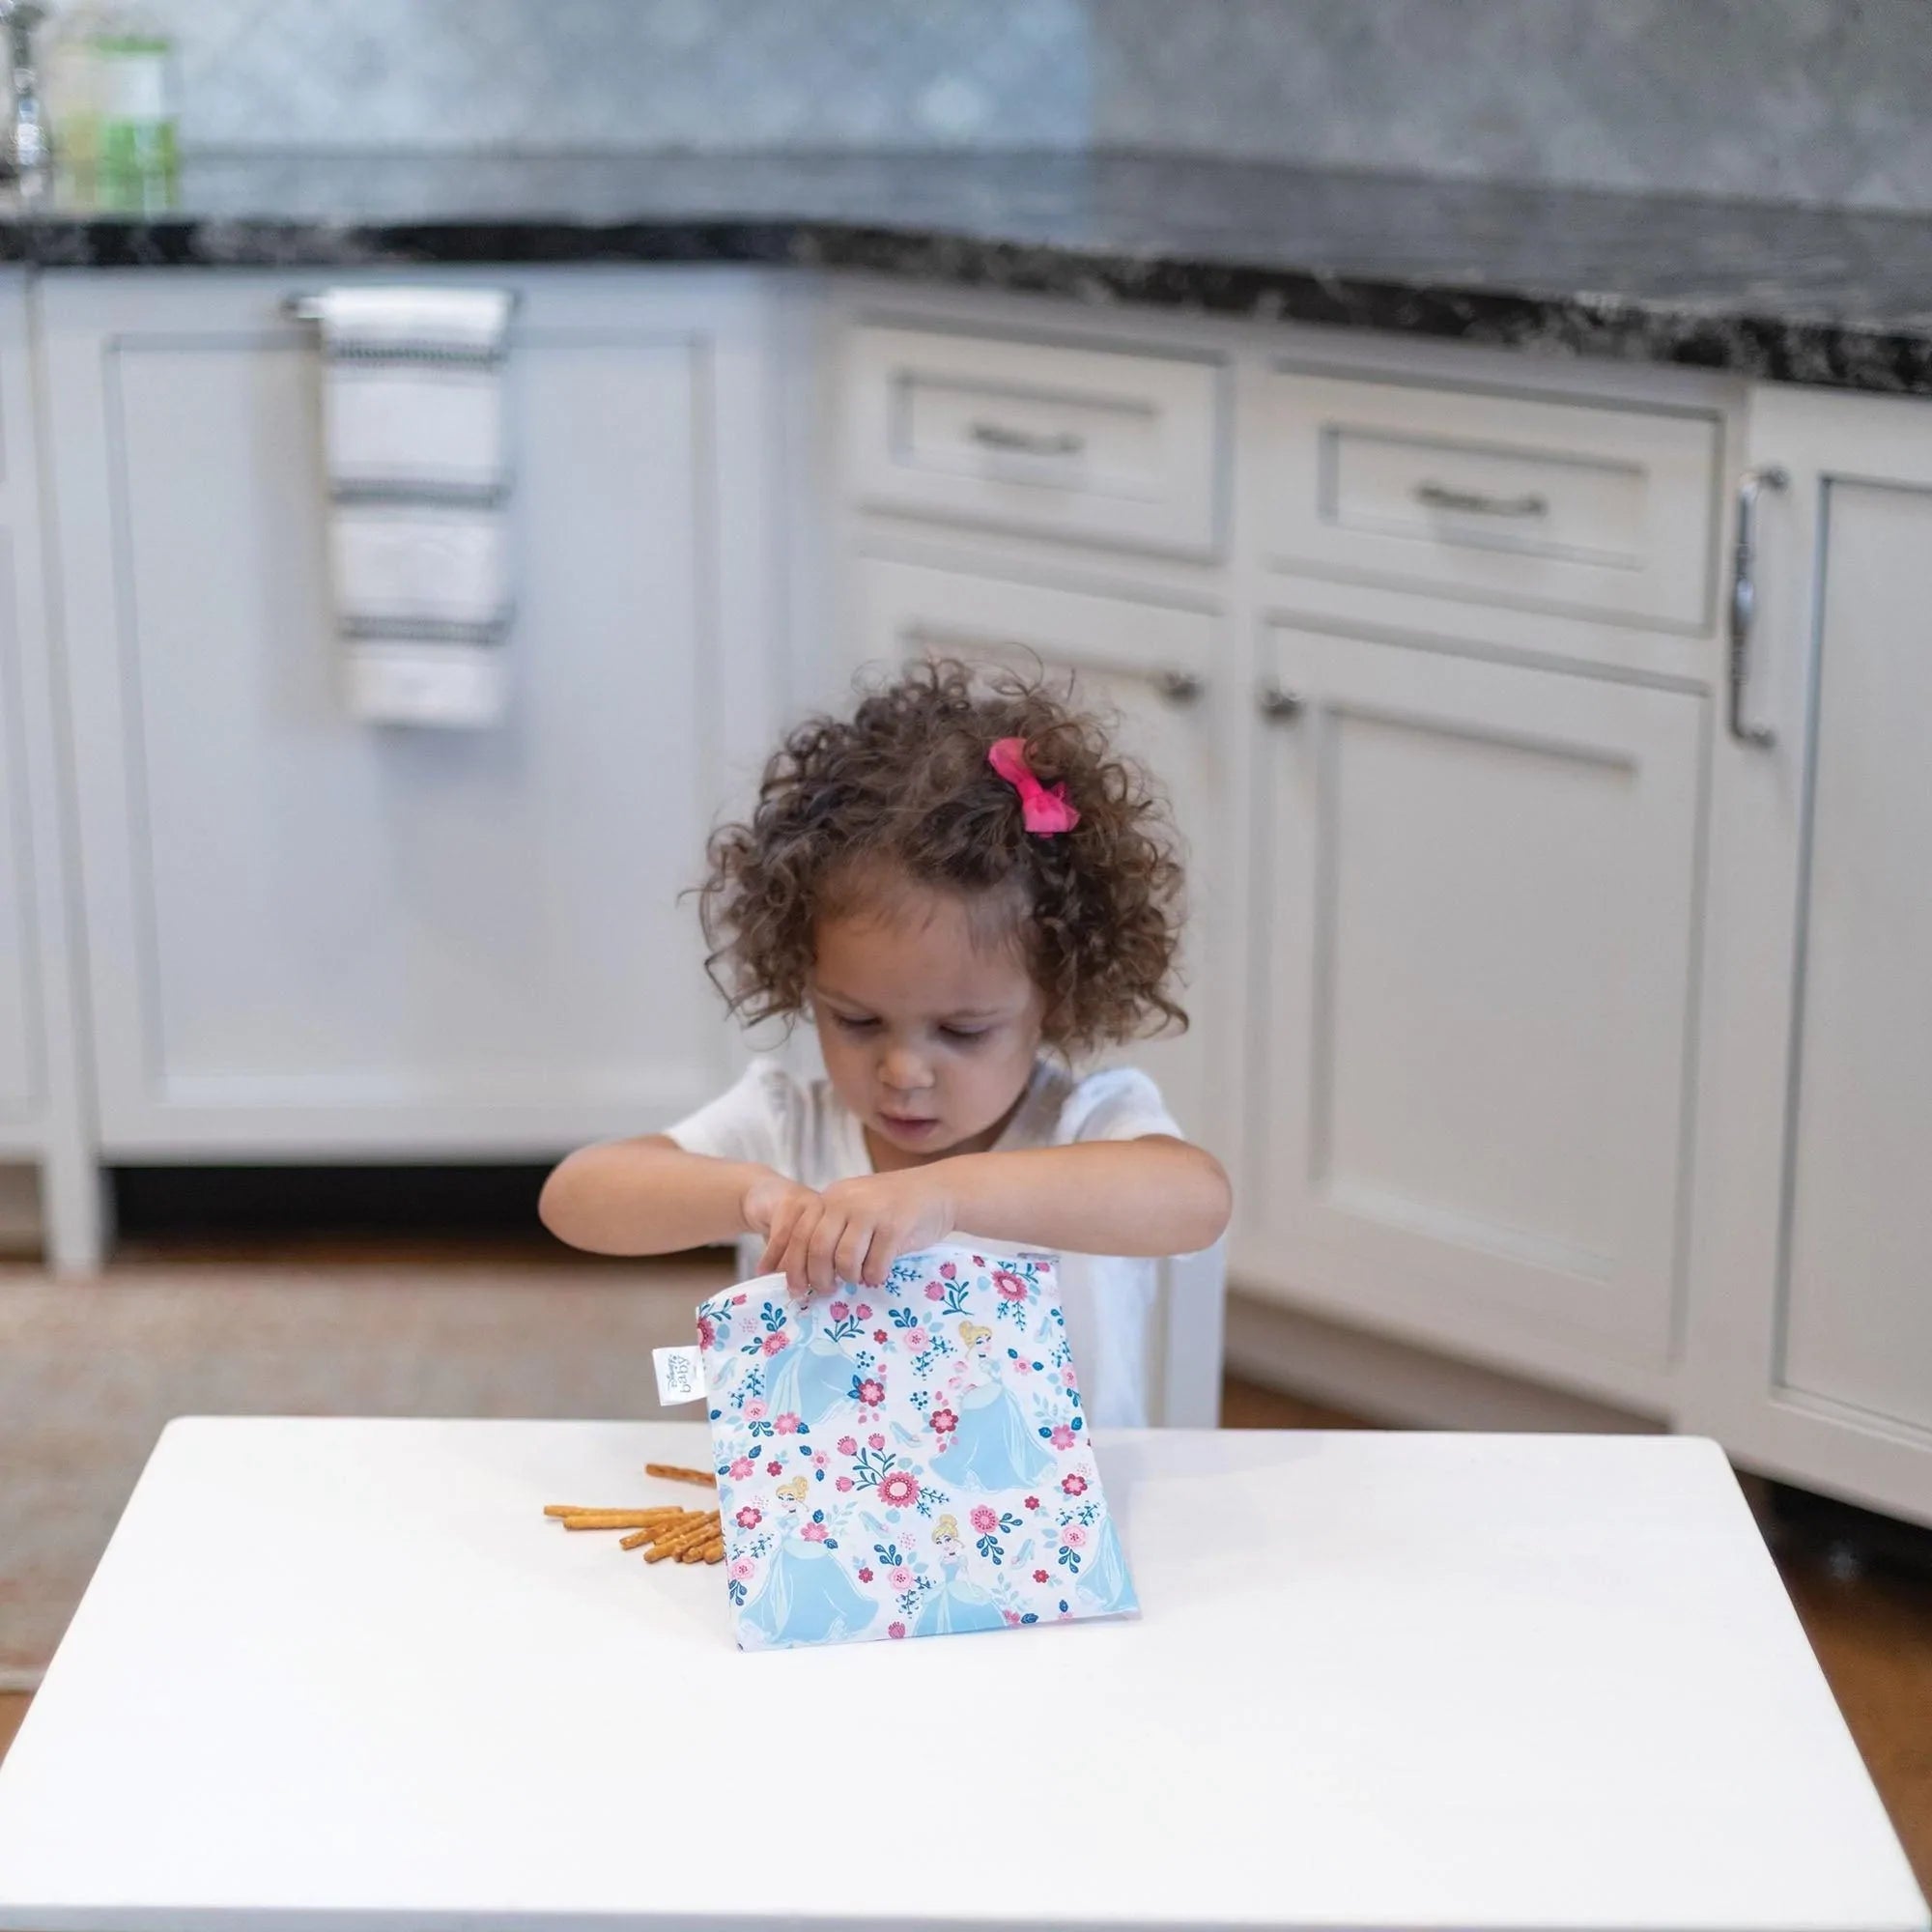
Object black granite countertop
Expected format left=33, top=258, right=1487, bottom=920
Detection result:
left=8, top=149, right=1932, bottom=394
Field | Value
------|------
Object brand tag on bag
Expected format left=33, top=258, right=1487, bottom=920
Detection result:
left=653, top=1345, right=708, bottom=1406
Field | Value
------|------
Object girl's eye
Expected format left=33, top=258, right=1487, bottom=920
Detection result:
left=833, top=1013, right=879, bottom=1035
left=940, top=1026, right=988, bottom=1044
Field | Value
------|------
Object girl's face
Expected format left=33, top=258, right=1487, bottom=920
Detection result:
left=811, top=883, right=1044, bottom=1170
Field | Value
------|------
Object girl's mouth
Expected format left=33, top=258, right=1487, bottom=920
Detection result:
left=878, top=1112, right=941, bottom=1138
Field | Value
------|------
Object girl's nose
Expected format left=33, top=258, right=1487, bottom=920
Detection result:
left=882, top=1045, right=933, bottom=1092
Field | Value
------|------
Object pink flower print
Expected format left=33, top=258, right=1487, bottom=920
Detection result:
left=728, top=1457, right=754, bottom=1481
left=827, top=1300, right=849, bottom=1322
left=812, top=1451, right=828, bottom=1467
left=1024, top=1495, right=1040, bottom=1511
left=1012, top=1356, right=1032, bottom=1376
left=801, top=1521, right=829, bottom=1543
left=744, top=1399, right=767, bottom=1422
left=868, top=1434, right=886, bottom=1451
left=878, top=1470, right=920, bottom=1510
left=857, top=1566, right=874, bottom=1583
left=939, top=1262, right=956, bottom=1280
left=993, top=1269, right=1028, bottom=1301
left=872, top=1330, right=889, bottom=1345
left=890, top=1566, right=916, bottom=1592
left=735, top=1505, right=762, bottom=1529
left=1062, top=1368, right=1078, bottom=1386
left=889, top=1622, right=907, bottom=1639
left=928, top=1406, right=958, bottom=1435
left=762, top=1332, right=788, bottom=1357
left=1003, top=1609, right=1023, bottom=1626
left=729, top=1558, right=754, bottom=1582
left=972, top=1255, right=984, bottom=1265
left=1063, top=1524, right=1089, bottom=1549
left=1034, top=1568, right=1051, bottom=1583
left=970, top=1505, right=998, bottom=1535
left=836, top=1476, right=854, bottom=1492
left=837, top=1435, right=858, bottom=1457
left=855, top=1304, right=873, bottom=1321
left=1062, top=1473, right=1088, bottom=1497
left=857, top=1378, right=885, bottom=1407
left=730, top=1293, right=747, bottom=1305
left=766, top=1460, right=783, bottom=1476
left=696, top=1315, right=717, bottom=1350
left=1050, top=1424, right=1076, bottom=1450
left=774, top=1412, right=801, bottom=1436
left=904, top=1328, right=927, bottom=1353
left=923, top=1283, right=946, bottom=1302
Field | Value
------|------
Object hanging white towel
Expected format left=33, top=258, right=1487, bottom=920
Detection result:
left=309, top=286, right=517, bottom=728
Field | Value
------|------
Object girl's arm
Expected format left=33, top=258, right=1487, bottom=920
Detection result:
left=942, top=1137, right=1231, bottom=1260
left=769, top=1137, right=1232, bottom=1293
left=539, top=1135, right=814, bottom=1257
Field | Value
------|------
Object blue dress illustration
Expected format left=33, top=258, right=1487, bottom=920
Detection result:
left=1077, top=1515, right=1139, bottom=1615
left=912, top=1520, right=1008, bottom=1638
left=930, top=1329, right=1054, bottom=1493
left=761, top=1327, right=852, bottom=1431
left=741, top=1504, right=877, bottom=1648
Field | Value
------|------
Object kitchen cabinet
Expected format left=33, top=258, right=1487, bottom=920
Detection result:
left=1685, top=384, right=1932, bottom=1526
left=1241, top=623, right=1703, bottom=1411
left=38, top=269, right=784, bottom=1158
left=851, top=554, right=1228, bottom=1151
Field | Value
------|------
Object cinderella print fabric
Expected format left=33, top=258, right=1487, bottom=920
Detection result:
left=695, top=1241, right=1138, bottom=1651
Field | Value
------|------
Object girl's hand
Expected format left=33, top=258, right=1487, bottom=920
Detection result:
left=742, top=1171, right=824, bottom=1275
left=769, top=1168, right=959, bottom=1296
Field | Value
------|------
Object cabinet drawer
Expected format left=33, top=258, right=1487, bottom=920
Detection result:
left=1258, top=370, right=1720, bottom=633
left=846, top=324, right=1225, bottom=557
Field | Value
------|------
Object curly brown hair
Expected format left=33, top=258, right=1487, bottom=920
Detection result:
left=698, top=658, right=1187, bottom=1054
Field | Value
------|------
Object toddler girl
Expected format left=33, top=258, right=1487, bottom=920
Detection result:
left=540, top=658, right=1231, bottom=1427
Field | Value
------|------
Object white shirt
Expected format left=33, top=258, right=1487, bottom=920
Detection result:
left=665, top=1056, right=1182, bottom=1428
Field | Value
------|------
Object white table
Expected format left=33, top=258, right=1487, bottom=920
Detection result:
left=0, top=1420, right=1922, bottom=1932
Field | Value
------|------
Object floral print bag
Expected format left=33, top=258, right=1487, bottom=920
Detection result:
left=696, top=1241, right=1139, bottom=1651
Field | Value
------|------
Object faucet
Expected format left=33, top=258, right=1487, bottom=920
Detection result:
left=0, top=0, right=48, bottom=181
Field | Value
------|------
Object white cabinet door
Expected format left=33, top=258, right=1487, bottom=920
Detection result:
left=852, top=555, right=1228, bottom=1151
left=1686, top=386, right=1932, bottom=1526
left=41, top=270, right=781, bottom=1156
left=1246, top=625, right=1703, bottom=1407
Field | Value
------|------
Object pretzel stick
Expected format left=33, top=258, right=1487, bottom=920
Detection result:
left=701, top=1539, right=725, bottom=1565
left=560, top=1511, right=684, bottom=1531
left=620, top=1510, right=709, bottom=1550
left=544, top=1504, right=681, bottom=1522
left=644, top=1529, right=709, bottom=1564
left=644, top=1463, right=717, bottom=1489
left=643, top=1515, right=719, bottom=1561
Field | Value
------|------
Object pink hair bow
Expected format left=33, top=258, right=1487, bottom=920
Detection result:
left=988, top=736, right=1081, bottom=837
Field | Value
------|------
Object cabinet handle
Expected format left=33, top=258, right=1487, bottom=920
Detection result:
left=1414, top=480, right=1548, bottom=519
left=1728, top=465, right=1788, bottom=749
left=1256, top=681, right=1303, bottom=722
left=968, top=420, right=1085, bottom=460
left=1157, top=668, right=1205, bottom=704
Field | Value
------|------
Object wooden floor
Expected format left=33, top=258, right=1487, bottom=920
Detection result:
left=2, top=1376, right=1928, bottom=1899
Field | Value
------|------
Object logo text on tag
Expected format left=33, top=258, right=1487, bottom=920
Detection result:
left=653, top=1344, right=707, bottom=1406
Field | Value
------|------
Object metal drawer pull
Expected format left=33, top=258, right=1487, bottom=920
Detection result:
left=1414, top=481, right=1549, bottom=519
left=1157, top=668, right=1205, bottom=704
left=1728, top=465, right=1787, bottom=749
left=1256, top=681, right=1303, bottom=722
left=969, top=420, right=1085, bottom=459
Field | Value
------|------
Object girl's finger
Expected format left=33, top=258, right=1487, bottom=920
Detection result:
left=758, top=1195, right=806, bottom=1276
left=806, top=1207, right=846, bottom=1296
left=861, top=1220, right=903, bottom=1288
left=780, top=1200, right=823, bottom=1294
left=834, top=1216, right=877, bottom=1289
